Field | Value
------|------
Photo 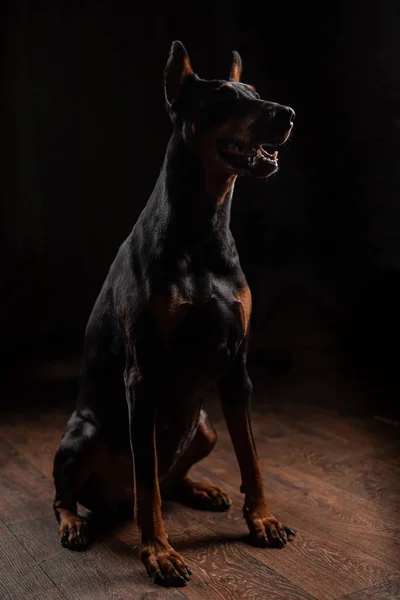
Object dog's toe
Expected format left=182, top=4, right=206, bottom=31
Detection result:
left=141, top=543, right=191, bottom=587
left=59, top=515, right=89, bottom=551
left=174, top=478, right=232, bottom=512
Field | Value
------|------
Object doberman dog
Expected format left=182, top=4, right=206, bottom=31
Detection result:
left=53, top=41, right=296, bottom=587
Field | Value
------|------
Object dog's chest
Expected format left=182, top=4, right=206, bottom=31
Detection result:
left=151, top=277, right=251, bottom=374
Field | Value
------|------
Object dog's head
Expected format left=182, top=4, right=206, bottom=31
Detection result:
left=164, top=41, right=295, bottom=179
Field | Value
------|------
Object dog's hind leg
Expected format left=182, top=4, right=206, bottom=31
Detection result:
left=53, top=411, right=100, bottom=550
left=163, top=409, right=232, bottom=511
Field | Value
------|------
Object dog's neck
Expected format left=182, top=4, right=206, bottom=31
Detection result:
left=161, top=132, right=237, bottom=231
left=135, top=132, right=241, bottom=279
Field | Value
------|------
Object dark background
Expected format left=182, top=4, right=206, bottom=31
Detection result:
left=1, top=1, right=399, bottom=413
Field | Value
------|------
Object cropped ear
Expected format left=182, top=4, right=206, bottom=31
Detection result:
left=229, top=51, right=242, bottom=82
left=164, top=40, right=193, bottom=111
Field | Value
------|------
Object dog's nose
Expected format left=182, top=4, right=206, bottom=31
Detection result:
left=272, top=105, right=295, bottom=127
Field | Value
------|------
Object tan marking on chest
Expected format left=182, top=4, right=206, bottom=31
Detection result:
left=235, top=283, right=252, bottom=335
left=152, top=287, right=192, bottom=340
left=205, top=173, right=237, bottom=206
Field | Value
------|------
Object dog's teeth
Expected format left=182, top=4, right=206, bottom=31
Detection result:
left=272, top=151, right=278, bottom=158
left=256, top=148, right=263, bottom=159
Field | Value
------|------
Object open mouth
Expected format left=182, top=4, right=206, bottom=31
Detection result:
left=217, top=139, right=279, bottom=175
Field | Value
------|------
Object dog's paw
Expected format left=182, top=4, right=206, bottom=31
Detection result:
left=141, top=541, right=191, bottom=587
left=244, top=505, right=295, bottom=548
left=59, top=513, right=89, bottom=550
left=174, top=477, right=231, bottom=511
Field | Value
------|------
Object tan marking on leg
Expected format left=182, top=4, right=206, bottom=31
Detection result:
left=151, top=286, right=192, bottom=341
left=136, top=424, right=191, bottom=586
left=57, top=507, right=89, bottom=549
left=235, top=282, right=252, bottom=335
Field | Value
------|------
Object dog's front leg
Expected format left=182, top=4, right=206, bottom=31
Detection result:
left=125, top=367, right=191, bottom=586
left=218, top=347, right=295, bottom=548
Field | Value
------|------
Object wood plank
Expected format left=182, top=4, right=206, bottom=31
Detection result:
left=178, top=539, right=317, bottom=600
left=0, top=404, right=68, bottom=480
left=0, top=518, right=64, bottom=600
left=199, top=445, right=400, bottom=568
left=213, top=413, right=400, bottom=512
left=13, top=508, right=313, bottom=600
left=0, top=439, right=53, bottom=524
left=12, top=512, right=185, bottom=598
left=181, top=466, right=399, bottom=600
left=249, top=407, right=399, bottom=465
left=41, top=534, right=191, bottom=600
left=262, top=463, right=400, bottom=569
left=256, top=400, right=399, bottom=460
left=337, top=578, right=400, bottom=599
left=11, top=515, right=64, bottom=563
left=117, top=502, right=317, bottom=600
left=0, top=518, right=36, bottom=568
left=206, top=370, right=399, bottom=461
left=1, top=383, right=399, bottom=599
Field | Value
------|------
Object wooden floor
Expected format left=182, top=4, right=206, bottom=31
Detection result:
left=1, top=354, right=399, bottom=600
